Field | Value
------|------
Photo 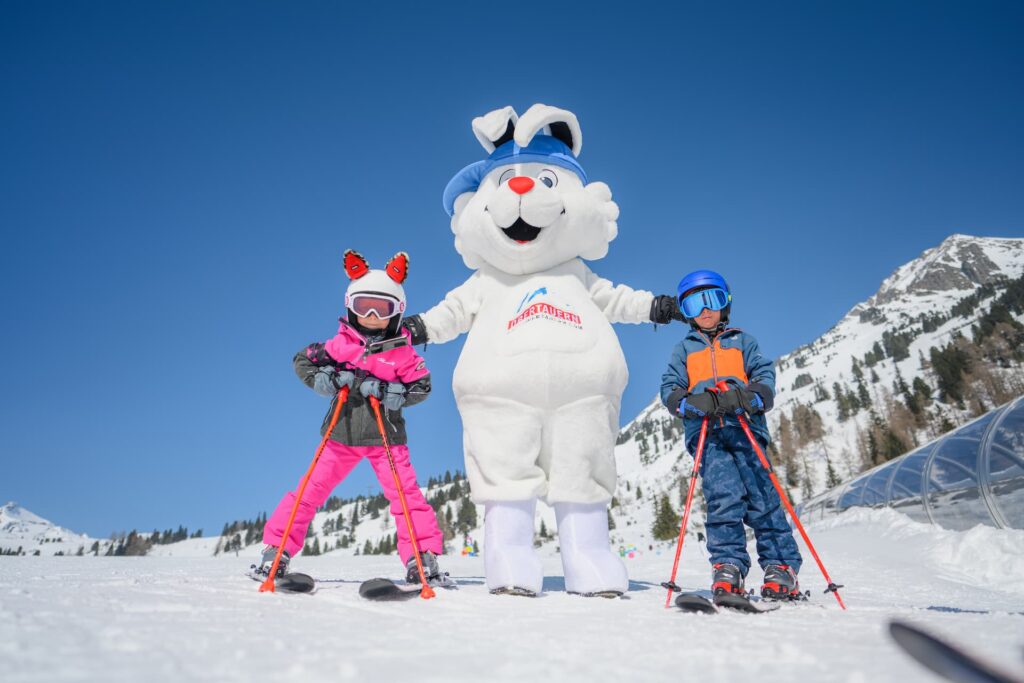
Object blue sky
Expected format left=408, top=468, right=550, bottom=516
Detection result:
left=2, top=2, right=1022, bottom=538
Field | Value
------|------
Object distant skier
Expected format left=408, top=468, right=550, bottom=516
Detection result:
left=660, top=270, right=803, bottom=600
left=255, top=250, right=445, bottom=585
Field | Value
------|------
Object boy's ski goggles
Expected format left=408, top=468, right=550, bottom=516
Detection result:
left=348, top=293, right=402, bottom=319
left=679, top=287, right=731, bottom=319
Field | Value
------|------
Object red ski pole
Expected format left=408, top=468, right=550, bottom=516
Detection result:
left=368, top=395, right=435, bottom=600
left=661, top=417, right=710, bottom=608
left=723, top=383, right=846, bottom=609
left=260, top=385, right=350, bottom=593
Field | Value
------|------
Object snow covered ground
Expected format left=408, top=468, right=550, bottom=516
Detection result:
left=2, top=510, right=1022, bottom=683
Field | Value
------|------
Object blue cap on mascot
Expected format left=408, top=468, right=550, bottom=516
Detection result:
left=442, top=135, right=588, bottom=217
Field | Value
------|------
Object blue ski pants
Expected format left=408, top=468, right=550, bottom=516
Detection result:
left=698, top=426, right=802, bottom=576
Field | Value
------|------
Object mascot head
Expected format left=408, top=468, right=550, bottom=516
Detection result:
left=442, top=104, right=619, bottom=275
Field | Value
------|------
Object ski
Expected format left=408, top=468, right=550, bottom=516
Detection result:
left=247, top=570, right=317, bottom=594
left=714, top=590, right=780, bottom=613
left=674, top=591, right=780, bottom=614
left=675, top=593, right=717, bottom=614
left=889, top=621, right=1023, bottom=683
left=359, top=577, right=423, bottom=601
left=358, top=574, right=457, bottom=601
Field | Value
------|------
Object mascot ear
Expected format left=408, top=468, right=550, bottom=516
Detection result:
left=472, top=106, right=519, bottom=153
left=343, top=249, right=370, bottom=280
left=385, top=252, right=409, bottom=284
left=515, top=104, right=582, bottom=156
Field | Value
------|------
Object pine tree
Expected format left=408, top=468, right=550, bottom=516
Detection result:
left=651, top=494, right=678, bottom=541
left=455, top=497, right=477, bottom=534
left=833, top=382, right=850, bottom=421
left=825, top=458, right=841, bottom=488
left=857, top=379, right=872, bottom=408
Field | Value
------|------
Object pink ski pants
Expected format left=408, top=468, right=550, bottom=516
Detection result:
left=263, top=440, right=443, bottom=564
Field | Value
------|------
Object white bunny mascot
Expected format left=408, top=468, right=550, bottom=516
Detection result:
left=403, top=104, right=682, bottom=597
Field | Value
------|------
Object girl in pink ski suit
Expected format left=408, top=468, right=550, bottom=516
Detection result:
left=261, top=251, right=444, bottom=582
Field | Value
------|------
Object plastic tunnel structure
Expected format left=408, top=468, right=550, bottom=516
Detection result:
left=800, top=395, right=1024, bottom=530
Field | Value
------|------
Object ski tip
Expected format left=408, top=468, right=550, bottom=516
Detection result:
left=359, top=577, right=422, bottom=601
left=675, top=593, right=718, bottom=614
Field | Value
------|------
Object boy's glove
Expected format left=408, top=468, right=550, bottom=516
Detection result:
left=650, top=295, right=685, bottom=324
left=679, top=392, right=718, bottom=418
left=359, top=376, right=385, bottom=400
left=401, top=314, right=428, bottom=346
left=382, top=382, right=407, bottom=411
left=312, top=367, right=355, bottom=397
left=717, top=384, right=769, bottom=416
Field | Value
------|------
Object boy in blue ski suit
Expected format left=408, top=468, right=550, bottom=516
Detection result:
left=659, top=270, right=803, bottom=600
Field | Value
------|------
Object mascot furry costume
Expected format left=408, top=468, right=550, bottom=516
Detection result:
left=404, top=104, right=682, bottom=596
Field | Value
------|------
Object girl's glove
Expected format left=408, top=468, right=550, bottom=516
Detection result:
left=313, top=367, right=355, bottom=397
left=382, top=382, right=407, bottom=411
left=359, top=376, right=384, bottom=400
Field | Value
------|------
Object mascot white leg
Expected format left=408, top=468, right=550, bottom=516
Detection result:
left=483, top=498, right=544, bottom=596
left=554, top=501, right=628, bottom=596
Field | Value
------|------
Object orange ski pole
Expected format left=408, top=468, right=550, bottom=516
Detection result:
left=369, top=395, right=435, bottom=600
left=260, top=385, right=350, bottom=593
left=728, top=396, right=846, bottom=609
left=662, top=416, right=710, bottom=608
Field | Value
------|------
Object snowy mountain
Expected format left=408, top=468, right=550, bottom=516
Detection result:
left=0, top=501, right=96, bottom=556
left=612, top=233, right=1024, bottom=520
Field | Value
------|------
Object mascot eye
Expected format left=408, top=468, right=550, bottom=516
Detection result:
left=498, top=169, right=516, bottom=185
left=538, top=169, right=558, bottom=188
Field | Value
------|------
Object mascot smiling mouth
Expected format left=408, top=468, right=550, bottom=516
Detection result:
left=501, top=218, right=543, bottom=243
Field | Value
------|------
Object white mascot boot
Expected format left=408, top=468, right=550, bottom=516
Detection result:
left=484, top=499, right=544, bottom=596
left=554, top=502, right=628, bottom=597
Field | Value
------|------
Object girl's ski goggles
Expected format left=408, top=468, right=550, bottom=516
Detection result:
left=679, top=287, right=731, bottom=319
left=349, top=293, right=402, bottom=319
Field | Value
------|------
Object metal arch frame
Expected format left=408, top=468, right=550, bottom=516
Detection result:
left=918, top=404, right=1007, bottom=527
left=896, top=446, right=937, bottom=524
left=977, top=395, right=1024, bottom=529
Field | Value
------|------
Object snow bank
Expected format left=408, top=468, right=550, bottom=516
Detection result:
left=813, top=507, right=1024, bottom=596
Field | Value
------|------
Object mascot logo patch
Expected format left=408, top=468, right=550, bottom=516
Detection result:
left=507, top=285, right=582, bottom=332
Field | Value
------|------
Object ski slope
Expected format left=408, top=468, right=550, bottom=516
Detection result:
left=2, top=510, right=1022, bottom=683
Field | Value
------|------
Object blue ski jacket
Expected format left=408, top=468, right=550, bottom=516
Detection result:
left=659, top=327, right=776, bottom=452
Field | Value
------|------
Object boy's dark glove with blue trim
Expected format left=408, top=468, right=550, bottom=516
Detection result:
left=313, top=367, right=355, bottom=397
left=382, top=382, right=407, bottom=411
left=717, top=384, right=770, bottom=416
left=401, top=315, right=428, bottom=345
left=747, top=382, right=774, bottom=412
left=650, top=295, right=686, bottom=324
left=680, top=392, right=718, bottom=418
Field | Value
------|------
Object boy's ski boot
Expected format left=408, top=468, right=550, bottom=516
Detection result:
left=405, top=550, right=446, bottom=586
left=253, top=545, right=290, bottom=579
left=711, top=562, right=745, bottom=595
left=761, top=564, right=803, bottom=601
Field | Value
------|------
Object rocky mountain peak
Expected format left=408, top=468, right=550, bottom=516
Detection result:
left=870, top=234, right=1017, bottom=306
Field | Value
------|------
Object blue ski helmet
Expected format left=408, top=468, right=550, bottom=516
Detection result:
left=676, top=270, right=732, bottom=324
